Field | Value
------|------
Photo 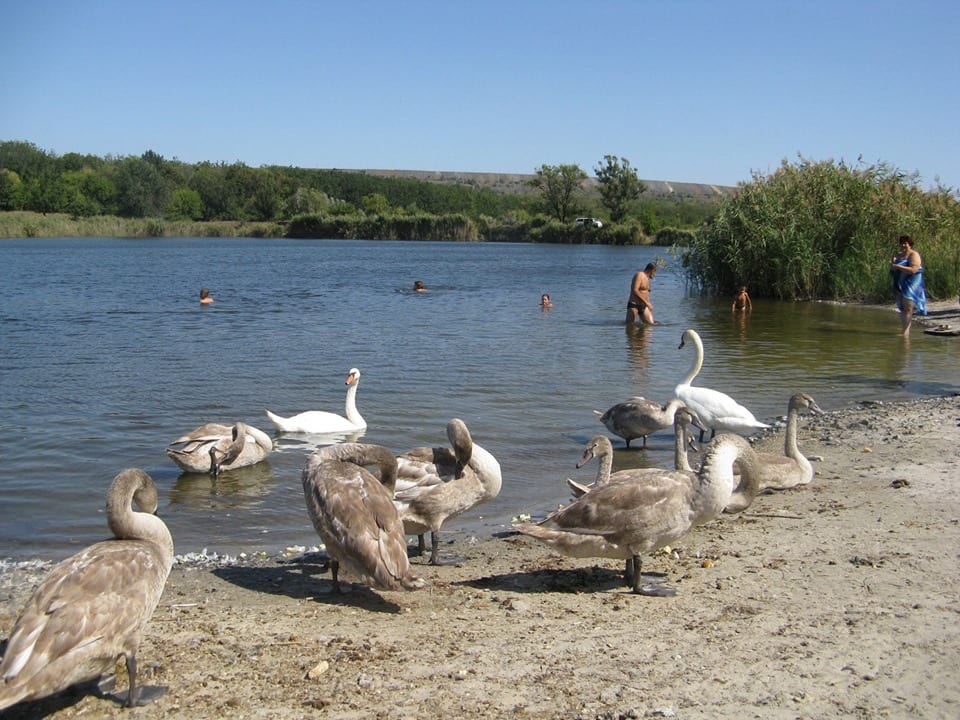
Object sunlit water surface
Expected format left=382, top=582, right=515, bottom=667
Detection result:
left=2, top=237, right=958, bottom=561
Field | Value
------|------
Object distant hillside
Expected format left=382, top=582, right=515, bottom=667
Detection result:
left=351, top=169, right=737, bottom=200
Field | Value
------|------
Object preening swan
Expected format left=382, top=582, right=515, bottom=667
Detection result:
left=266, top=368, right=366, bottom=434
left=165, top=421, right=273, bottom=475
left=594, top=397, right=687, bottom=449
left=302, top=443, right=425, bottom=592
left=516, top=433, right=762, bottom=596
left=0, top=469, right=173, bottom=710
left=393, top=418, right=503, bottom=565
left=675, top=328, right=769, bottom=439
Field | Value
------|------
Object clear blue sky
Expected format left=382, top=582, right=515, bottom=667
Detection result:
left=2, top=0, right=957, bottom=190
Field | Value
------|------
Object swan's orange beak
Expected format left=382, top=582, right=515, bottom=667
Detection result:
left=346, top=372, right=357, bottom=385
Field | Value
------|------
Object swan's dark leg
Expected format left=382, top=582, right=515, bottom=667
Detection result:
left=429, top=531, right=465, bottom=566
left=110, top=654, right=167, bottom=707
left=330, top=559, right=343, bottom=593
left=629, top=554, right=677, bottom=597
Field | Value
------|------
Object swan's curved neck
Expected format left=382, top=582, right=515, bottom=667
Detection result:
left=696, top=438, right=757, bottom=513
left=344, top=381, right=365, bottom=425
left=674, top=424, right=693, bottom=472
left=107, top=471, right=174, bottom=558
left=468, top=443, right=502, bottom=498
left=783, top=407, right=812, bottom=472
left=679, top=333, right=704, bottom=387
left=596, top=451, right=613, bottom=486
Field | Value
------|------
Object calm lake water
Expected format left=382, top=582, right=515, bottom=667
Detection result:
left=2, top=237, right=958, bottom=562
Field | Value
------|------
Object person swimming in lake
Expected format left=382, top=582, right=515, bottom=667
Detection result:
left=889, top=235, right=927, bottom=336
left=732, top=285, right=752, bottom=312
left=540, top=293, right=553, bottom=308
left=413, top=280, right=426, bottom=293
left=199, top=288, right=214, bottom=305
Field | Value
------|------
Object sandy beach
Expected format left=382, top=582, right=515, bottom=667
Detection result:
left=2, top=302, right=958, bottom=720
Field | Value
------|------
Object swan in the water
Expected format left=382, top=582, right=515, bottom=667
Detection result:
left=393, top=418, right=503, bottom=565
left=165, top=421, right=273, bottom=475
left=266, top=368, right=366, bottom=434
left=516, top=433, right=762, bottom=596
left=0, top=469, right=173, bottom=710
left=675, top=328, right=769, bottom=440
left=594, top=397, right=687, bottom=449
left=302, top=443, right=425, bottom=592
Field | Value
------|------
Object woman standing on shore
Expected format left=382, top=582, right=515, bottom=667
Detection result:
left=890, top=235, right=927, bottom=336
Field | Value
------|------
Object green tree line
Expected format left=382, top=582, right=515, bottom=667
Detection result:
left=0, top=141, right=717, bottom=240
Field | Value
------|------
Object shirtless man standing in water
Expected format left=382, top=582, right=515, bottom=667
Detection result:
left=625, top=263, right=657, bottom=325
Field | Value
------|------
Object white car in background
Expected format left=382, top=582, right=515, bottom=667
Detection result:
left=575, top=217, right=603, bottom=228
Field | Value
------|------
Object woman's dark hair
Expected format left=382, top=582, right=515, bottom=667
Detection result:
left=899, top=235, right=914, bottom=248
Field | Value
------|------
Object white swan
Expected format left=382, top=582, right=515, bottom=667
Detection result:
left=516, top=433, right=762, bottom=596
left=266, top=368, right=366, bottom=434
left=594, top=397, right=687, bottom=448
left=393, top=418, right=503, bottom=565
left=0, top=469, right=173, bottom=710
left=165, top=421, right=273, bottom=475
left=675, top=328, right=769, bottom=439
left=302, top=443, right=425, bottom=592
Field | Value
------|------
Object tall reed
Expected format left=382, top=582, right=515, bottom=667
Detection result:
left=682, top=158, right=960, bottom=302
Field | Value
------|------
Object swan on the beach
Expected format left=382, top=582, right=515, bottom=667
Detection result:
left=594, top=397, right=687, bottom=449
left=393, top=418, right=503, bottom=565
left=733, top=392, right=822, bottom=497
left=165, top=421, right=273, bottom=475
left=0, top=469, right=174, bottom=710
left=565, top=435, right=615, bottom=498
left=266, top=368, right=366, bottom=434
left=302, top=443, right=425, bottom=592
left=675, top=328, right=769, bottom=440
left=516, top=433, right=762, bottom=596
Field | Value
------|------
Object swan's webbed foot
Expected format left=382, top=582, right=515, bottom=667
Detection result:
left=633, top=583, right=677, bottom=597
left=428, top=532, right=465, bottom=566
left=626, top=555, right=675, bottom=596
left=116, top=684, right=168, bottom=707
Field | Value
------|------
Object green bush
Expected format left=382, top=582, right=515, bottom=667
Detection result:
left=682, top=157, right=960, bottom=301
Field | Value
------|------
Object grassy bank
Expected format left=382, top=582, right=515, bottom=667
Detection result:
left=0, top=212, right=285, bottom=239
left=0, top=211, right=684, bottom=245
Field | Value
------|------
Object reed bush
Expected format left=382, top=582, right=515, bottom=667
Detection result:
left=682, top=158, right=960, bottom=301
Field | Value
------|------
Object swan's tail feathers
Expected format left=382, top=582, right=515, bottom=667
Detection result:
left=265, top=409, right=290, bottom=432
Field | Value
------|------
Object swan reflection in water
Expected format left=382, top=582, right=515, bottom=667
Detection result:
left=169, top=461, right=276, bottom=508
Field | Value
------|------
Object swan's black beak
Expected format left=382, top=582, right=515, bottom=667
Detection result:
left=208, top=446, right=223, bottom=477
